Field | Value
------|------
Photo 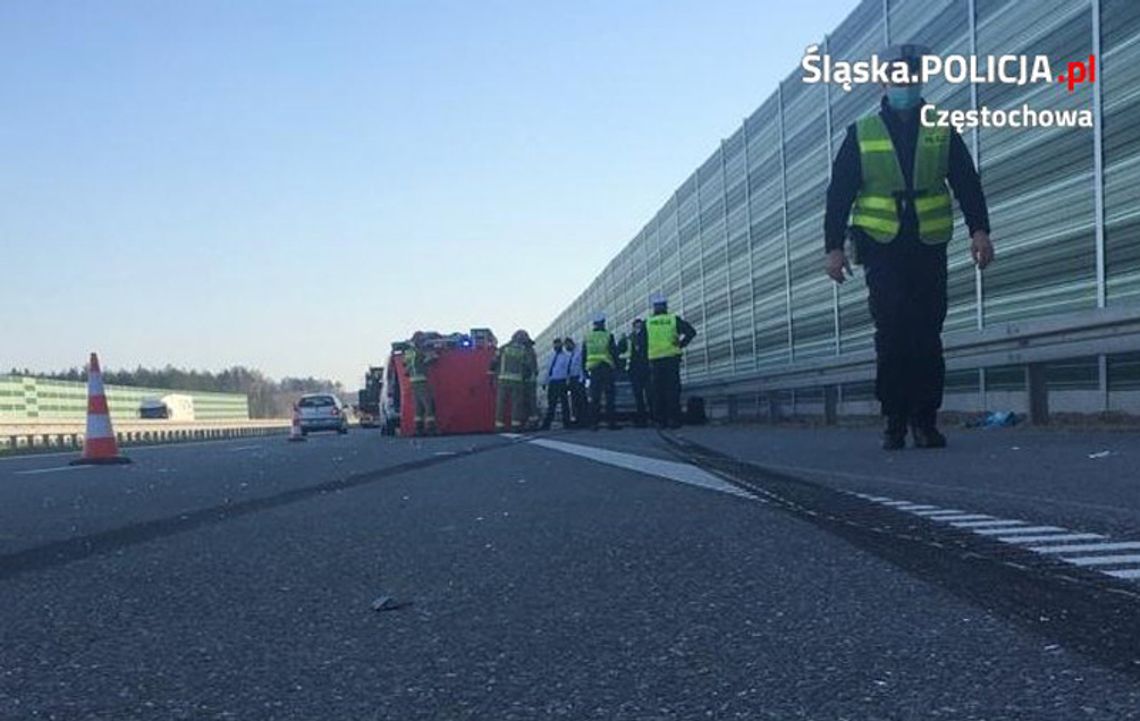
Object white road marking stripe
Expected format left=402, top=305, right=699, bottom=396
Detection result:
left=528, top=439, right=757, bottom=501
left=999, top=533, right=1105, bottom=544
left=1029, top=541, right=1140, bottom=554
left=974, top=525, right=1065, bottom=536
left=1062, top=554, right=1140, bottom=567
left=1105, top=569, right=1140, bottom=580
left=14, top=465, right=95, bottom=476
left=227, top=445, right=260, bottom=452
left=852, top=493, right=1140, bottom=582
left=952, top=520, right=1026, bottom=529
left=499, top=433, right=524, bottom=439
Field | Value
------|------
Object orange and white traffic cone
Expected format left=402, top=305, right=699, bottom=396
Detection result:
left=288, top=405, right=306, bottom=442
left=70, top=352, right=131, bottom=466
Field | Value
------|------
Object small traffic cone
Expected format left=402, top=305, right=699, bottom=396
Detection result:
left=288, top=405, right=306, bottom=442
left=71, top=352, right=131, bottom=465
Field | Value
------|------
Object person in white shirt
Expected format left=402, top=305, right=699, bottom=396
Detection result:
left=540, top=338, right=573, bottom=430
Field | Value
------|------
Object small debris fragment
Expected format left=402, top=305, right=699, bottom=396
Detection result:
left=1088, top=450, right=1113, bottom=459
left=371, top=596, right=411, bottom=612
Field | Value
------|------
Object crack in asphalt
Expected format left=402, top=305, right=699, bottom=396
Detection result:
left=657, top=431, right=1140, bottom=679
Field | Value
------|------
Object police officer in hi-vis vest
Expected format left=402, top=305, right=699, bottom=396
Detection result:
left=582, top=313, right=621, bottom=430
left=646, top=293, right=697, bottom=429
left=824, top=44, right=995, bottom=450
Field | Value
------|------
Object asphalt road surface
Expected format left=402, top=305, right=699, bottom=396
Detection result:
left=2, top=424, right=1140, bottom=720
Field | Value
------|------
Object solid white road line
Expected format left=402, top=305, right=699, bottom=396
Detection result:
left=1029, top=541, right=1140, bottom=555
left=882, top=501, right=915, bottom=506
left=14, top=465, right=95, bottom=476
left=1063, top=554, right=1140, bottom=567
left=999, top=532, right=1105, bottom=544
left=974, top=525, right=1065, bottom=536
left=1105, top=569, right=1140, bottom=580
left=528, top=438, right=757, bottom=501
left=896, top=504, right=938, bottom=511
left=952, top=519, right=1027, bottom=529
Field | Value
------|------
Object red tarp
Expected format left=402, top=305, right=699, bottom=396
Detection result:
left=395, top=346, right=497, bottom=435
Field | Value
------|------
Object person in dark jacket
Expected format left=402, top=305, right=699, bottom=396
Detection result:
left=646, top=294, right=697, bottom=429
left=564, top=337, right=587, bottom=427
left=824, top=43, right=994, bottom=450
left=618, top=318, right=652, bottom=427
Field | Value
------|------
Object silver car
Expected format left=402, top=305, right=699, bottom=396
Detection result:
left=297, top=393, right=349, bottom=435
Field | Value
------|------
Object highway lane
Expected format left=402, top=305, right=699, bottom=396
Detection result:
left=672, top=425, right=1140, bottom=541
left=0, top=432, right=509, bottom=558
left=2, top=428, right=1140, bottom=719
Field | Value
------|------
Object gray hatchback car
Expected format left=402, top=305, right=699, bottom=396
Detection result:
left=297, top=393, right=349, bottom=435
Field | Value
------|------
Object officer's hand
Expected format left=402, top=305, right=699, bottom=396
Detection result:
left=970, top=231, right=995, bottom=270
left=825, top=249, right=852, bottom=284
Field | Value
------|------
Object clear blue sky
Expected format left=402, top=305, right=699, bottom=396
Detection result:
left=2, top=0, right=854, bottom=389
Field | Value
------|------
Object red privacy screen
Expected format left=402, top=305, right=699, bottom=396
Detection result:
left=396, top=346, right=497, bottom=436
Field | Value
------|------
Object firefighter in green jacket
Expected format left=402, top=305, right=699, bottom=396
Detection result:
left=403, top=332, right=438, bottom=435
left=490, top=330, right=537, bottom=432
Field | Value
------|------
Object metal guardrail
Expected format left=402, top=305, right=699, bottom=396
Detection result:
left=0, top=419, right=291, bottom=455
left=685, top=305, right=1140, bottom=422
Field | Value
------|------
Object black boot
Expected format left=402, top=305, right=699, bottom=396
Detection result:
left=912, top=425, right=947, bottom=449
left=882, top=416, right=906, bottom=450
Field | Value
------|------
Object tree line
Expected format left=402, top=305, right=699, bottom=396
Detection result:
left=7, top=366, right=343, bottom=419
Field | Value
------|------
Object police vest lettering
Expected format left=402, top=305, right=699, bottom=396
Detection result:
left=851, top=114, right=952, bottom=244
left=647, top=314, right=681, bottom=360
left=585, top=330, right=612, bottom=370
left=498, top=344, right=526, bottom=382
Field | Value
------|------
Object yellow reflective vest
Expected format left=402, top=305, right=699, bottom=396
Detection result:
left=647, top=314, right=681, bottom=361
left=851, top=114, right=952, bottom=244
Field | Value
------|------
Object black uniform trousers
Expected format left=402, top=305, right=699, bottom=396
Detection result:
left=567, top=378, right=587, bottom=426
left=629, top=369, right=651, bottom=424
left=650, top=356, right=682, bottom=427
left=542, top=380, right=571, bottom=429
left=860, top=236, right=948, bottom=428
left=587, top=364, right=616, bottom=428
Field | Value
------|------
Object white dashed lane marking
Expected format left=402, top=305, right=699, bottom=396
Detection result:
left=997, top=532, right=1105, bottom=544
left=850, top=492, right=1140, bottom=584
left=1066, top=554, right=1140, bottom=567
left=952, top=519, right=1026, bottom=529
left=974, top=525, right=1063, bottom=535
